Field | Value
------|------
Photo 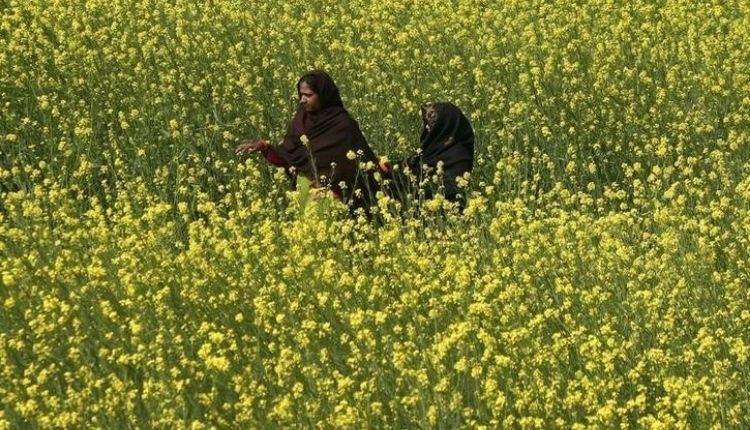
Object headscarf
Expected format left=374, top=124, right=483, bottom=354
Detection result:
left=276, top=71, right=379, bottom=208
left=297, top=70, right=344, bottom=110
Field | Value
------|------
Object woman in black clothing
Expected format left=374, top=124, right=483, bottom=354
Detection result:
left=390, top=102, right=475, bottom=210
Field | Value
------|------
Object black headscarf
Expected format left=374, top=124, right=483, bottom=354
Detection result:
left=406, top=102, right=474, bottom=201
left=275, top=71, right=379, bottom=209
left=413, top=103, right=474, bottom=172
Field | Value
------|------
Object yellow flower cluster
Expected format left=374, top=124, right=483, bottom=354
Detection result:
left=2, top=0, right=750, bottom=427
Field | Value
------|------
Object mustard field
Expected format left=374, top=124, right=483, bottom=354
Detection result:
left=2, top=0, right=750, bottom=428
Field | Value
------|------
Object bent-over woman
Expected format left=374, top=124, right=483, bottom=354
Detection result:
left=390, top=102, right=475, bottom=210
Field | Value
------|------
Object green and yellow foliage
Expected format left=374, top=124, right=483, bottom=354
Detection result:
left=2, top=0, right=750, bottom=427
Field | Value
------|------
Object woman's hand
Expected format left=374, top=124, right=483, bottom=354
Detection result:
left=378, top=159, right=391, bottom=174
left=235, top=139, right=269, bottom=155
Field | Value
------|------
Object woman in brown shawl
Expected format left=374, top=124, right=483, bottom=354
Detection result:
left=236, top=70, right=380, bottom=212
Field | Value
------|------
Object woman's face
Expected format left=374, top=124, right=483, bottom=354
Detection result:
left=299, top=81, right=321, bottom=112
left=421, top=103, right=438, bottom=133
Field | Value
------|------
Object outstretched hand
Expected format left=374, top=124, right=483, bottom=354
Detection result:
left=235, top=139, right=269, bottom=155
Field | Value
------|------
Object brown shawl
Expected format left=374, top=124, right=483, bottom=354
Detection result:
left=276, top=106, right=379, bottom=205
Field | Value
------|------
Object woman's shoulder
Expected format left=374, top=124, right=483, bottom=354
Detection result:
left=319, top=106, right=361, bottom=129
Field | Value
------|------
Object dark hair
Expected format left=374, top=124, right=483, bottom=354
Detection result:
left=297, top=70, right=344, bottom=109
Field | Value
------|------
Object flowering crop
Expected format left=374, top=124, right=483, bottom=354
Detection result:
left=2, top=0, right=750, bottom=428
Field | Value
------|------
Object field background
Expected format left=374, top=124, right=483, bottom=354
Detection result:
left=2, top=0, right=750, bottom=428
